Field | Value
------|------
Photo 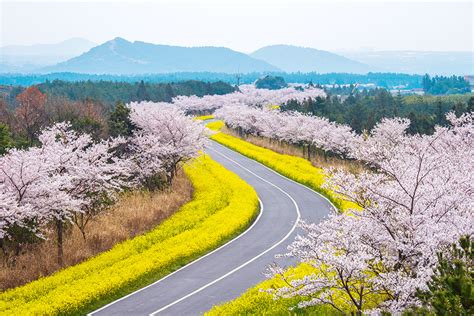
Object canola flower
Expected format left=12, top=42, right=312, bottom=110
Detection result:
left=0, top=155, right=259, bottom=315
left=194, top=115, right=215, bottom=121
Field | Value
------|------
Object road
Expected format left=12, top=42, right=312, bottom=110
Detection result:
left=90, top=140, right=335, bottom=316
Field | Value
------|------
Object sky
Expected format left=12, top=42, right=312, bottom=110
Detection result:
left=1, top=0, right=472, bottom=52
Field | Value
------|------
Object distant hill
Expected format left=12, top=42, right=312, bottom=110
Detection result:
left=340, top=51, right=474, bottom=76
left=250, top=45, right=372, bottom=74
left=0, top=38, right=97, bottom=71
left=42, top=38, right=280, bottom=74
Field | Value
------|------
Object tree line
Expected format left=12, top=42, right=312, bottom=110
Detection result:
left=422, top=74, right=471, bottom=95
left=282, top=88, right=474, bottom=134
left=0, top=80, right=235, bottom=152
left=0, top=72, right=425, bottom=88
left=2, top=79, right=235, bottom=108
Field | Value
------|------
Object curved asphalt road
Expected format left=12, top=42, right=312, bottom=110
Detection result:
left=90, top=140, right=335, bottom=316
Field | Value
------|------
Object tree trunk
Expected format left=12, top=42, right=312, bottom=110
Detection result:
left=56, top=219, right=63, bottom=266
left=80, top=226, right=87, bottom=241
left=307, top=144, right=311, bottom=160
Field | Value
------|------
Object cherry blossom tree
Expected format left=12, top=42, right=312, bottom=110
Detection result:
left=0, top=122, right=132, bottom=264
left=172, top=84, right=326, bottom=114
left=38, top=123, right=132, bottom=244
left=267, top=113, right=474, bottom=314
left=128, top=102, right=207, bottom=187
left=0, top=146, right=72, bottom=259
left=215, top=105, right=357, bottom=158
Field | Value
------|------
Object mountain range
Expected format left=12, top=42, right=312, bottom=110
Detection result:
left=1, top=37, right=472, bottom=75
left=42, top=38, right=278, bottom=74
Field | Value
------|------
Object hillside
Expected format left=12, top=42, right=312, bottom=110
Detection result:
left=251, top=44, right=372, bottom=74
left=42, top=38, right=280, bottom=74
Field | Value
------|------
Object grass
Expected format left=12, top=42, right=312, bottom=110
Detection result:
left=0, top=155, right=259, bottom=315
left=1, top=171, right=193, bottom=291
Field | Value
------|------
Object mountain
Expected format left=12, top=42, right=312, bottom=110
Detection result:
left=340, top=51, right=474, bottom=76
left=42, top=38, right=280, bottom=74
left=0, top=38, right=97, bottom=72
left=250, top=45, right=372, bottom=74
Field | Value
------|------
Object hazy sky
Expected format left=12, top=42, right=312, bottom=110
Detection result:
left=1, top=0, right=472, bottom=52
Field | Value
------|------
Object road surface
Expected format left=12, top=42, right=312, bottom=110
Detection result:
left=90, top=140, right=334, bottom=316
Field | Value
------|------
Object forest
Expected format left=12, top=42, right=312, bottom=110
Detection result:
left=0, top=80, right=234, bottom=151
left=1, top=79, right=473, bottom=155
left=0, top=71, right=426, bottom=88
left=283, top=88, right=474, bottom=134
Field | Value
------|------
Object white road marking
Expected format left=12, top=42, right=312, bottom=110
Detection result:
left=88, top=196, right=264, bottom=314
left=148, top=147, right=302, bottom=315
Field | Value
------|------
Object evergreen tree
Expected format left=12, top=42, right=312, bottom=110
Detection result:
left=0, top=123, right=11, bottom=155
left=435, top=100, right=447, bottom=126
left=467, top=97, right=474, bottom=112
left=108, top=101, right=134, bottom=137
left=453, top=102, right=466, bottom=117
left=394, top=91, right=404, bottom=117
left=422, top=74, right=432, bottom=92
left=136, top=80, right=150, bottom=101
left=416, top=236, right=473, bottom=315
left=164, top=83, right=175, bottom=102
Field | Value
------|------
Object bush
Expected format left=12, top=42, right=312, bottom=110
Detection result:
left=0, top=155, right=259, bottom=315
